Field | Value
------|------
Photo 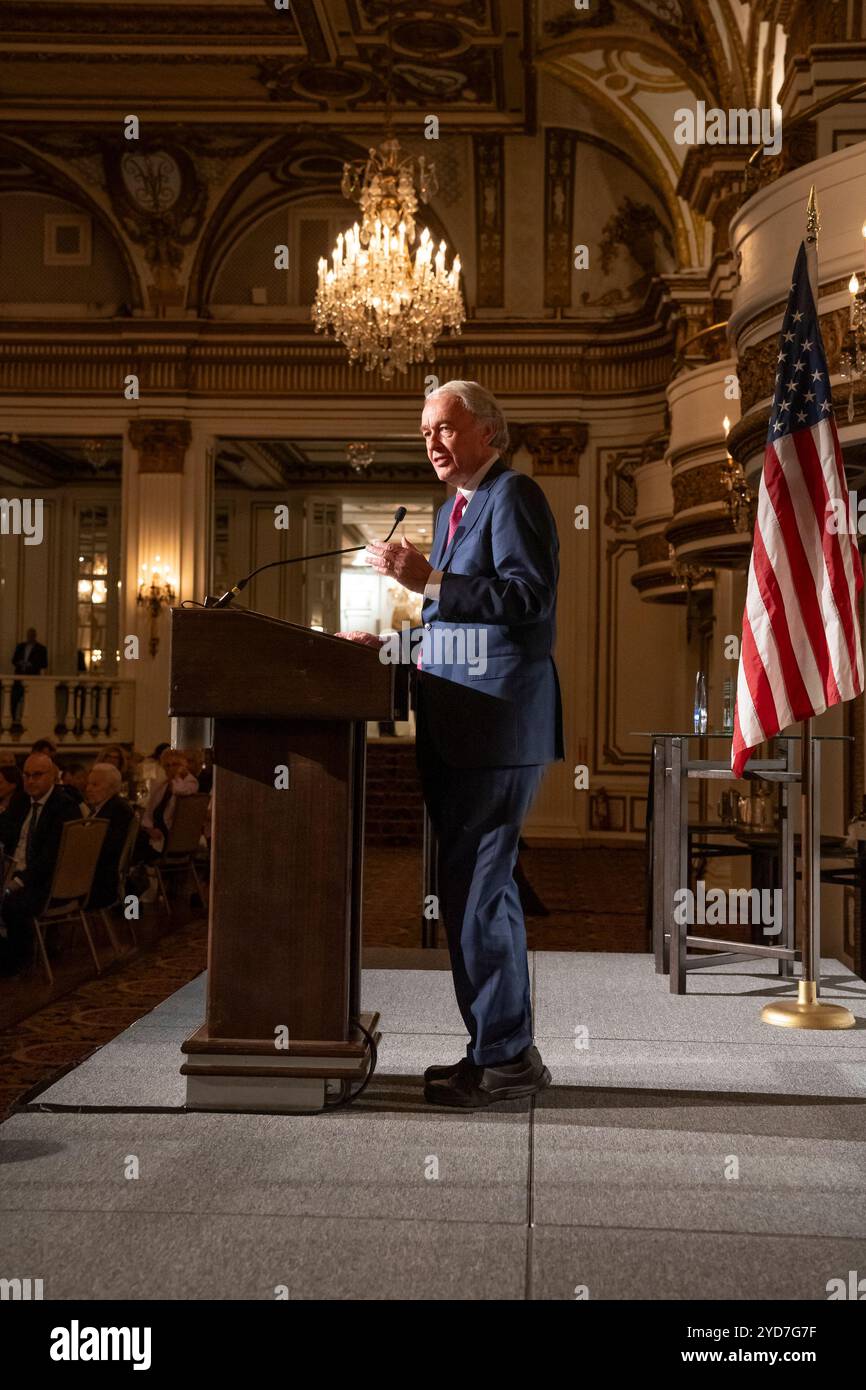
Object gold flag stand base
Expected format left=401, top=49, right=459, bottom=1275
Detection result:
left=761, top=980, right=855, bottom=1030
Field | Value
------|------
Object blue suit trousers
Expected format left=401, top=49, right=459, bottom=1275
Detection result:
left=417, top=747, right=546, bottom=1066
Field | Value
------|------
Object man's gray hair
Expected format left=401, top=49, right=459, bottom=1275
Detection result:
left=427, top=380, right=510, bottom=452
left=92, top=762, right=122, bottom=795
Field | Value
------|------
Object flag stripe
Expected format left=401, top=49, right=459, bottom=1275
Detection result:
left=762, top=437, right=838, bottom=706
left=750, top=522, right=813, bottom=721
left=750, top=471, right=826, bottom=711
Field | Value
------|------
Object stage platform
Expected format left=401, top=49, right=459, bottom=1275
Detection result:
left=2, top=952, right=866, bottom=1300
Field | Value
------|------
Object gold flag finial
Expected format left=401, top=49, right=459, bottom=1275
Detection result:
left=806, top=185, right=820, bottom=243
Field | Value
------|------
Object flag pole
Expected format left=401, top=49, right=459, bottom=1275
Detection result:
left=761, top=188, right=855, bottom=1030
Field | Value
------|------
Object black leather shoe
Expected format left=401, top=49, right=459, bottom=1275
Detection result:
left=424, top=1056, right=471, bottom=1084
left=424, top=1045, right=551, bottom=1108
left=424, top=1045, right=538, bottom=1085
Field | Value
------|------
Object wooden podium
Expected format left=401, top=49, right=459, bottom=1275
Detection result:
left=169, top=607, right=405, bottom=1112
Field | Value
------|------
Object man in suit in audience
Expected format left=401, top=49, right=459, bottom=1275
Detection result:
left=140, top=748, right=198, bottom=858
left=353, top=380, right=564, bottom=1107
left=11, top=628, right=48, bottom=675
left=0, top=752, right=80, bottom=975
left=10, top=629, right=49, bottom=724
left=84, top=762, right=135, bottom=910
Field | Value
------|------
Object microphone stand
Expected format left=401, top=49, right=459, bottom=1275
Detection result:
left=205, top=507, right=407, bottom=609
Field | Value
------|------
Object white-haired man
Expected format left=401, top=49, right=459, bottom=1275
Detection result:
left=85, top=762, right=136, bottom=911
left=344, top=381, right=564, bottom=1107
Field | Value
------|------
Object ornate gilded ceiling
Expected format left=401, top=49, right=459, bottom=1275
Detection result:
left=0, top=1, right=842, bottom=330
left=0, top=0, right=531, bottom=130
left=535, top=0, right=758, bottom=268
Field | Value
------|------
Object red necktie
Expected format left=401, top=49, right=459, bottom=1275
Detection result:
left=447, top=492, right=467, bottom=547
left=419, top=493, right=467, bottom=672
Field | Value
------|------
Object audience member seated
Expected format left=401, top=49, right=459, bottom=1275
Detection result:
left=140, top=749, right=199, bottom=859
left=0, top=752, right=81, bottom=976
left=99, top=744, right=132, bottom=796
left=185, top=747, right=213, bottom=795
left=31, top=737, right=58, bottom=761
left=0, top=763, right=28, bottom=859
left=138, top=742, right=170, bottom=790
left=61, top=761, right=89, bottom=806
left=84, top=763, right=136, bottom=911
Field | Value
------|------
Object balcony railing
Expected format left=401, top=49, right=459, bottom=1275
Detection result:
left=0, top=675, right=135, bottom=752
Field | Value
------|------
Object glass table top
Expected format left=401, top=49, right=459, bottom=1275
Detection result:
left=631, top=731, right=851, bottom=741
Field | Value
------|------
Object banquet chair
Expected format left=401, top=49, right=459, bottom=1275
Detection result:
left=30, top=817, right=108, bottom=986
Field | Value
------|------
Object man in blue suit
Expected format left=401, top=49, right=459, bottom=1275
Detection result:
left=365, top=380, right=564, bottom=1107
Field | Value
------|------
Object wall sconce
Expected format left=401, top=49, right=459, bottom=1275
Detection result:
left=667, top=542, right=714, bottom=642
left=137, top=554, right=177, bottom=656
left=840, top=268, right=866, bottom=422
left=718, top=414, right=755, bottom=534
left=720, top=455, right=756, bottom=534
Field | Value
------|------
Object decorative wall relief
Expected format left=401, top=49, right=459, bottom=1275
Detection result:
left=544, top=128, right=577, bottom=309
left=473, top=134, right=504, bottom=308
left=105, top=143, right=206, bottom=313
left=518, top=422, right=588, bottom=477
left=580, top=196, right=675, bottom=310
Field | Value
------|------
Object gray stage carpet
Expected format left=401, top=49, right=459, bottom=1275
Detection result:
left=2, top=953, right=865, bottom=1300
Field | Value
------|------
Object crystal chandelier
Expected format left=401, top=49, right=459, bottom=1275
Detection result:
left=312, top=137, right=465, bottom=380
left=346, top=441, right=375, bottom=473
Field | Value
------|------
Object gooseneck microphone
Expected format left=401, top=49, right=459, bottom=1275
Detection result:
left=206, top=506, right=408, bottom=609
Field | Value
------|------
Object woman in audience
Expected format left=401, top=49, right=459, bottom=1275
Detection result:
left=138, top=741, right=170, bottom=790
left=99, top=743, right=133, bottom=797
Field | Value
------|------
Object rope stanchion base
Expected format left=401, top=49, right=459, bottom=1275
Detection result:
left=761, top=979, right=855, bottom=1029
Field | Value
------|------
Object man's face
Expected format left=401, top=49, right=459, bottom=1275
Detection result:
left=85, top=769, right=112, bottom=808
left=26, top=629, right=36, bottom=643
left=22, top=755, right=55, bottom=800
left=420, top=393, right=494, bottom=489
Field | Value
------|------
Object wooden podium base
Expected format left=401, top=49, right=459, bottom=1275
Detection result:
left=180, top=1012, right=381, bottom=1114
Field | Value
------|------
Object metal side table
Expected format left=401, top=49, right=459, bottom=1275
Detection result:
left=640, top=732, right=824, bottom=994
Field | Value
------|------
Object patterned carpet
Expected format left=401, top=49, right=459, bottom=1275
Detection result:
left=363, top=845, right=650, bottom=951
left=0, top=914, right=208, bottom=1119
left=0, top=846, right=651, bottom=1119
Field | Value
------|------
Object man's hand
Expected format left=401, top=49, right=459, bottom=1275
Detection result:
left=334, top=630, right=386, bottom=649
left=365, top=536, right=433, bottom=594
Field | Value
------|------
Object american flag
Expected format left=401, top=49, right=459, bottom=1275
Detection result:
left=732, top=240, right=864, bottom=776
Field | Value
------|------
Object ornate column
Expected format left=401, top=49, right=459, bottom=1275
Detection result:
left=121, top=418, right=214, bottom=753
left=510, top=422, right=587, bottom=839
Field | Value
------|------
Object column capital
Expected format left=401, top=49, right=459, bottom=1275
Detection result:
left=510, top=422, right=588, bottom=477
left=128, top=419, right=192, bottom=473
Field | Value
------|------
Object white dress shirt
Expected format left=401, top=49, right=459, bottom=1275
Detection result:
left=423, top=453, right=500, bottom=601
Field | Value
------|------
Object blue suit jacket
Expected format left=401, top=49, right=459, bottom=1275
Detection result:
left=415, top=459, right=564, bottom=768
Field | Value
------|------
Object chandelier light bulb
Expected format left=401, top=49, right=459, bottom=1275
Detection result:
left=850, top=273, right=860, bottom=296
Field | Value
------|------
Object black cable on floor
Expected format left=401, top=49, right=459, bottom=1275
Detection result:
left=323, top=1016, right=378, bottom=1109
